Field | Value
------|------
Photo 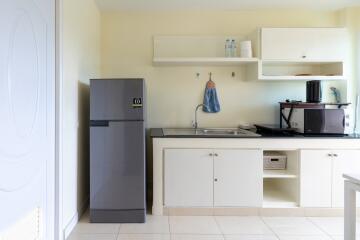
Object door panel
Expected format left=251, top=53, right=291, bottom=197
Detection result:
left=0, top=0, right=55, bottom=239
left=332, top=150, right=360, bottom=207
left=90, top=79, right=144, bottom=121
left=300, top=150, right=332, bottom=207
left=164, top=149, right=213, bottom=207
left=214, top=149, right=262, bottom=207
left=90, top=121, right=145, bottom=209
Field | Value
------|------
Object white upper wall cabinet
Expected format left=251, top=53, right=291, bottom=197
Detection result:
left=261, top=28, right=347, bottom=61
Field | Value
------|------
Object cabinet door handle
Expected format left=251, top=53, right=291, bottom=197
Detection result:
left=214, top=178, right=218, bottom=182
left=328, top=153, right=333, bottom=157
left=333, top=153, right=338, bottom=157
left=302, top=55, right=307, bottom=58
left=214, top=153, right=218, bottom=157
left=209, top=153, right=213, bottom=156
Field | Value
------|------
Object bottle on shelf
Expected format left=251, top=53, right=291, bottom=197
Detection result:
left=225, top=39, right=231, bottom=57
left=231, top=39, right=237, bottom=57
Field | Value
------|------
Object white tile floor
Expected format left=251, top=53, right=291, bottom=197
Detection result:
left=68, top=211, right=360, bottom=240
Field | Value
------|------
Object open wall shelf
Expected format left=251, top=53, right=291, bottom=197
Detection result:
left=258, top=60, right=346, bottom=81
left=153, top=35, right=260, bottom=67
left=153, top=57, right=258, bottom=66
left=153, top=34, right=347, bottom=82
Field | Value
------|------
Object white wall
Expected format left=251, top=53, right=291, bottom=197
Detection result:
left=101, top=10, right=346, bottom=128
left=338, top=7, right=360, bottom=132
left=61, top=0, right=101, bottom=237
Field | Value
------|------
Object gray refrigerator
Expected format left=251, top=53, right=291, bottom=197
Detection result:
left=90, top=79, right=146, bottom=223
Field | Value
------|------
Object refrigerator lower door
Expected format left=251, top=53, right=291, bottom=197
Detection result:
left=90, top=121, right=145, bottom=223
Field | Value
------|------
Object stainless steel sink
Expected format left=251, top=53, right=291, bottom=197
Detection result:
left=200, top=129, right=241, bottom=135
left=162, top=128, right=260, bottom=137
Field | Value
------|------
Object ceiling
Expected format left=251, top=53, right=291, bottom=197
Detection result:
left=95, top=0, right=359, bottom=11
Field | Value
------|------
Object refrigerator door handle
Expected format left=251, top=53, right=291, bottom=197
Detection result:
left=90, top=120, right=109, bottom=127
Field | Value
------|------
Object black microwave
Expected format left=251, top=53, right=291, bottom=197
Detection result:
left=283, top=108, right=351, bottom=134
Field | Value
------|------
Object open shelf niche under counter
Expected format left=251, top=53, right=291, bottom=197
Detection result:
left=263, top=150, right=300, bottom=208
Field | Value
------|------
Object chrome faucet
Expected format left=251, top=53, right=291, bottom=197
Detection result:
left=193, top=104, right=207, bottom=130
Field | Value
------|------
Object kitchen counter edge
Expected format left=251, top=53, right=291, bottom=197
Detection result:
left=150, top=128, right=360, bottom=139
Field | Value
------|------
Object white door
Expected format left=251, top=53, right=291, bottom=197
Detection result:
left=214, top=149, right=263, bottom=207
left=164, top=149, right=213, bottom=207
left=300, top=150, right=332, bottom=207
left=0, top=0, right=55, bottom=239
left=332, top=150, right=360, bottom=207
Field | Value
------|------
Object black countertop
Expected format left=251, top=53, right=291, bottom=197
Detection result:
left=150, top=128, right=360, bottom=139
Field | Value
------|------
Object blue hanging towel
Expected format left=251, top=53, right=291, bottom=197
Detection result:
left=203, top=74, right=220, bottom=113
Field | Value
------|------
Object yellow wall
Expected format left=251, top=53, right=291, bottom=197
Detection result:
left=62, top=0, right=101, bottom=234
left=101, top=10, right=347, bottom=128
left=338, top=7, right=360, bottom=131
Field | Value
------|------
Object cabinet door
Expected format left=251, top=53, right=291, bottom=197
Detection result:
left=300, top=150, right=332, bottom=207
left=261, top=28, right=346, bottom=61
left=164, top=149, right=213, bottom=207
left=332, top=150, right=360, bottom=207
left=214, top=149, right=262, bottom=207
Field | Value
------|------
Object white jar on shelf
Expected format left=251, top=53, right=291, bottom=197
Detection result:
left=240, top=40, right=252, bottom=58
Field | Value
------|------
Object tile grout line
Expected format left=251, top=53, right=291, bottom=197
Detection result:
left=213, top=215, right=226, bottom=240
left=306, top=217, right=335, bottom=239
left=116, top=222, right=121, bottom=239
left=168, top=215, right=172, bottom=240
left=260, top=217, right=281, bottom=240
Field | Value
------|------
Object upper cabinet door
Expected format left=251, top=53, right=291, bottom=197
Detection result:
left=261, top=28, right=347, bottom=61
left=332, top=150, right=360, bottom=207
left=214, top=149, right=263, bottom=207
left=164, top=148, right=214, bottom=207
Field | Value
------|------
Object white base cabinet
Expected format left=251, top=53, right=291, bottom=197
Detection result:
left=163, top=147, right=360, bottom=209
left=300, top=150, right=332, bottom=207
left=164, top=148, right=263, bottom=207
left=164, top=149, right=213, bottom=207
left=332, top=150, right=360, bottom=207
left=300, top=149, right=360, bottom=208
left=214, top=149, right=262, bottom=207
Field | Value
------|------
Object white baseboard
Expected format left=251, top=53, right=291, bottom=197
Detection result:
left=63, top=213, right=78, bottom=240
left=63, top=197, right=89, bottom=240
left=79, top=196, right=90, bottom=218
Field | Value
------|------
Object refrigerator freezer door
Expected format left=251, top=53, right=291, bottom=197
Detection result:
left=90, top=79, right=144, bottom=121
left=90, top=121, right=145, bottom=211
